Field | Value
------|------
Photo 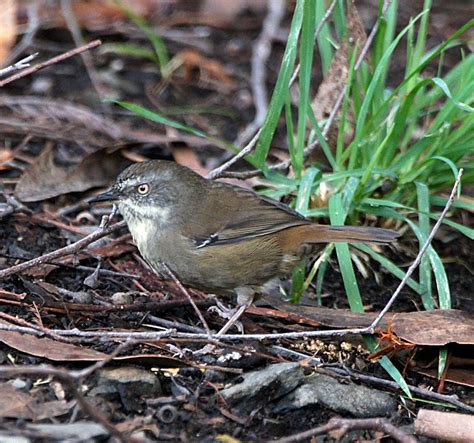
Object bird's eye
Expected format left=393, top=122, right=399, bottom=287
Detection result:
left=137, top=183, right=150, bottom=195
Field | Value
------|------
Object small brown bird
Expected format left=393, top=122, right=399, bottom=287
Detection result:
left=94, top=160, right=399, bottom=333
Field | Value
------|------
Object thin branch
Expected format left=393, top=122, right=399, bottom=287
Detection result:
left=2, top=2, right=40, bottom=67
left=61, top=0, right=107, bottom=100
left=0, top=216, right=125, bottom=280
left=162, top=262, right=211, bottom=336
left=207, top=129, right=261, bottom=179
left=0, top=39, right=102, bottom=87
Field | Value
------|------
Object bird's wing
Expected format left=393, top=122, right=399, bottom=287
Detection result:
left=192, top=185, right=309, bottom=248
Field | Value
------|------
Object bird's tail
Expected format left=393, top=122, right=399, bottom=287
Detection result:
left=303, top=224, right=400, bottom=244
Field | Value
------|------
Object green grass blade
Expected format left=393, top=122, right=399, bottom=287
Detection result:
left=315, top=0, right=334, bottom=73
left=329, top=194, right=363, bottom=312
left=295, top=167, right=320, bottom=214
left=284, top=93, right=297, bottom=169
left=416, top=182, right=434, bottom=310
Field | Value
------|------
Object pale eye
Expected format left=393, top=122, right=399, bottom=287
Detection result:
left=137, top=183, right=150, bottom=195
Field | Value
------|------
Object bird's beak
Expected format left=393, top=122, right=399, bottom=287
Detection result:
left=89, top=188, right=120, bottom=203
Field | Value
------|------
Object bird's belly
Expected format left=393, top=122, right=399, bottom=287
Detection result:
left=141, top=233, right=286, bottom=294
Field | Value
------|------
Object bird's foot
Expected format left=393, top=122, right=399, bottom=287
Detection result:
left=208, top=300, right=245, bottom=334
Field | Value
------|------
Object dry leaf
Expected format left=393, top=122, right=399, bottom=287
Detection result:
left=15, top=145, right=130, bottom=202
left=199, top=0, right=266, bottom=24
left=169, top=48, right=237, bottom=91
left=263, top=294, right=474, bottom=346
left=0, top=320, right=108, bottom=361
left=0, top=383, right=74, bottom=419
left=172, top=145, right=209, bottom=176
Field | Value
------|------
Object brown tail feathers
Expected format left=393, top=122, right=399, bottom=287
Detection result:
left=304, top=224, right=400, bottom=244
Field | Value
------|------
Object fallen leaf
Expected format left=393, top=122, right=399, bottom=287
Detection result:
left=263, top=294, right=474, bottom=346
left=199, top=0, right=267, bottom=25
left=15, top=145, right=130, bottom=202
left=0, top=320, right=108, bottom=361
left=172, top=145, right=209, bottom=176
left=169, top=48, right=236, bottom=91
left=0, top=383, right=74, bottom=419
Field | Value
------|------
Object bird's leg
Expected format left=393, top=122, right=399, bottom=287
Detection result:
left=216, top=287, right=254, bottom=336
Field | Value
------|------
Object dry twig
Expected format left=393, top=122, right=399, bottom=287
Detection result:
left=0, top=40, right=102, bottom=88
left=162, top=262, right=212, bottom=335
left=0, top=216, right=125, bottom=279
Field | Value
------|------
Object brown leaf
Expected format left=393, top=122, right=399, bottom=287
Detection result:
left=199, top=0, right=266, bottom=25
left=263, top=294, right=474, bottom=346
left=0, top=320, right=108, bottom=361
left=172, top=145, right=209, bottom=177
left=0, top=383, right=74, bottom=419
left=391, top=310, right=474, bottom=346
left=15, top=145, right=130, bottom=202
left=169, top=49, right=237, bottom=91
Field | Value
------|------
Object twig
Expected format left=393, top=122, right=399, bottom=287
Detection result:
left=0, top=321, right=363, bottom=341
left=146, top=314, right=206, bottom=334
left=0, top=184, right=32, bottom=219
left=274, top=417, right=416, bottom=443
left=0, top=216, right=125, bottom=280
left=367, top=168, right=463, bottom=332
left=234, top=0, right=286, bottom=148
left=207, top=129, right=261, bottom=179
left=0, top=53, right=39, bottom=77
left=162, top=262, right=211, bottom=336
left=0, top=39, right=102, bottom=87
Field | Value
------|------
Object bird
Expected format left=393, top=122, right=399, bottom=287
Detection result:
left=92, top=160, right=399, bottom=334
